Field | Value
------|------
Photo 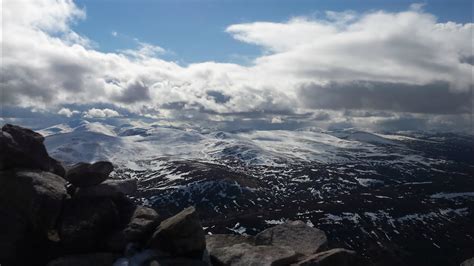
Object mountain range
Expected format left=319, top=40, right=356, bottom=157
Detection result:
left=36, top=119, right=474, bottom=265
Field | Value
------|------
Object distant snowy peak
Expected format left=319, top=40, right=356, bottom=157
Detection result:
left=72, top=121, right=117, bottom=136
left=331, top=130, right=397, bottom=145
left=38, top=120, right=117, bottom=137
left=41, top=120, right=450, bottom=168
left=37, top=123, right=74, bottom=136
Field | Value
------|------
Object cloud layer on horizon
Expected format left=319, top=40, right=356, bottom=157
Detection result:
left=1, top=0, right=472, bottom=131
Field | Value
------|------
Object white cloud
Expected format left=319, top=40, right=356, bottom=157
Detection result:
left=83, top=108, right=120, bottom=118
left=271, top=116, right=284, bottom=124
left=120, top=42, right=166, bottom=58
left=1, top=0, right=472, bottom=130
left=410, top=3, right=426, bottom=11
left=58, top=107, right=79, bottom=117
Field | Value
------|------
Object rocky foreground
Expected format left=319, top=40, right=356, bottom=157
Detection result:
left=0, top=124, right=472, bottom=266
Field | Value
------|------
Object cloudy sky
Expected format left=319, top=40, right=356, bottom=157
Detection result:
left=1, top=0, right=473, bottom=132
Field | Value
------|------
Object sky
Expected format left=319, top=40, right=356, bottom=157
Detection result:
left=1, top=0, right=473, bottom=132
left=72, top=0, right=473, bottom=64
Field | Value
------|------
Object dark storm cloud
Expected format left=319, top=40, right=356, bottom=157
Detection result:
left=1, top=66, right=56, bottom=104
left=206, top=90, right=231, bottom=103
left=375, top=116, right=428, bottom=131
left=298, top=81, right=471, bottom=114
left=114, top=81, right=151, bottom=103
left=460, top=55, right=474, bottom=65
left=160, top=101, right=188, bottom=110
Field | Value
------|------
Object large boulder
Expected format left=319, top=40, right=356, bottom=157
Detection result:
left=206, top=234, right=255, bottom=254
left=149, top=206, right=206, bottom=258
left=0, top=124, right=65, bottom=176
left=210, top=243, right=299, bottom=266
left=461, top=258, right=474, bottom=266
left=105, top=206, right=159, bottom=252
left=75, top=179, right=137, bottom=198
left=0, top=208, right=30, bottom=264
left=59, top=198, right=119, bottom=250
left=65, top=161, right=114, bottom=187
left=0, top=170, right=67, bottom=264
left=124, top=206, right=160, bottom=242
left=255, top=221, right=327, bottom=256
left=0, top=170, right=67, bottom=234
left=47, top=253, right=119, bottom=266
left=291, top=248, right=359, bottom=266
left=148, top=258, right=209, bottom=266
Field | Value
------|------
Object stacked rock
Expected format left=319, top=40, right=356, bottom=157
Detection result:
left=206, top=221, right=362, bottom=266
left=0, top=124, right=146, bottom=266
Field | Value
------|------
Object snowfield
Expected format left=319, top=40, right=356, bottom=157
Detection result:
left=41, top=119, right=474, bottom=265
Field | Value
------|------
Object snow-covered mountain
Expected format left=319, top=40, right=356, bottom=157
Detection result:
left=41, top=120, right=474, bottom=265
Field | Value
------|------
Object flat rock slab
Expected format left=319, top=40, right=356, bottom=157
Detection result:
left=461, top=258, right=474, bottom=266
left=148, top=258, right=209, bottom=266
left=0, top=170, right=67, bottom=233
left=292, top=248, right=359, bottom=266
left=66, top=161, right=113, bottom=187
left=47, top=253, right=119, bottom=266
left=210, top=243, right=299, bottom=266
left=124, top=206, right=160, bottom=242
left=75, top=179, right=138, bottom=198
left=255, top=221, right=327, bottom=256
left=59, top=198, right=119, bottom=250
left=206, top=234, right=255, bottom=253
left=149, top=206, right=205, bottom=258
left=0, top=208, right=30, bottom=263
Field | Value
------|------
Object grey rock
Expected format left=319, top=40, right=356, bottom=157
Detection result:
left=255, top=221, right=327, bottom=256
left=105, top=206, right=159, bottom=252
left=149, top=206, right=206, bottom=258
left=105, top=230, right=127, bottom=253
left=0, top=170, right=67, bottom=233
left=59, top=198, right=119, bottom=250
left=148, top=258, right=209, bottom=266
left=47, top=253, right=119, bottom=266
left=65, top=161, right=114, bottom=187
left=210, top=243, right=299, bottom=266
left=0, top=170, right=67, bottom=263
left=0, top=170, right=67, bottom=265
left=206, top=234, right=255, bottom=254
left=461, top=258, right=474, bottom=266
left=124, top=206, right=160, bottom=242
left=0, top=124, right=65, bottom=175
left=291, top=248, right=358, bottom=266
left=50, top=159, right=66, bottom=178
left=0, top=208, right=29, bottom=263
left=75, top=178, right=138, bottom=198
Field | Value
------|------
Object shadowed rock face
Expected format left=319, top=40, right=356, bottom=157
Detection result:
left=46, top=253, right=120, bottom=266
left=0, top=170, right=68, bottom=233
left=65, top=161, right=114, bottom=187
left=59, top=198, right=120, bottom=251
left=1, top=124, right=65, bottom=176
left=147, top=258, right=210, bottom=266
left=210, top=243, right=299, bottom=266
left=292, top=248, right=360, bottom=266
left=0, top=169, right=68, bottom=264
left=461, top=258, right=474, bottom=266
left=124, top=206, right=160, bottom=243
left=149, top=206, right=206, bottom=258
left=206, top=234, right=255, bottom=252
left=75, top=179, right=138, bottom=199
left=255, top=220, right=328, bottom=256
